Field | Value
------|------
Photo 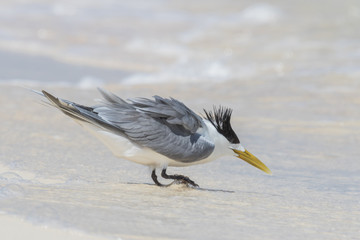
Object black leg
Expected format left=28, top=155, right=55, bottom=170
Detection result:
left=151, top=169, right=173, bottom=187
left=161, top=168, right=199, bottom=187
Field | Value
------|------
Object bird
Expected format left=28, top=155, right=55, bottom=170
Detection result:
left=36, top=89, right=271, bottom=187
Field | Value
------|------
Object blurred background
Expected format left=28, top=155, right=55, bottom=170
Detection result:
left=0, top=0, right=359, bottom=85
left=1, top=1, right=359, bottom=239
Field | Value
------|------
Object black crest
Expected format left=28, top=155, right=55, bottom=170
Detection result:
left=203, top=106, right=240, bottom=144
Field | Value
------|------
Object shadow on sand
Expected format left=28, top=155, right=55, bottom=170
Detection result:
left=126, top=182, right=235, bottom=193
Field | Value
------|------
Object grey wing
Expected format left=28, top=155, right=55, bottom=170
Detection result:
left=126, top=95, right=203, bottom=133
left=41, top=89, right=215, bottom=162
left=96, top=89, right=215, bottom=162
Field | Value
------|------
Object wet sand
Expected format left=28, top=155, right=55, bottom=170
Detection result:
left=1, top=78, right=359, bottom=239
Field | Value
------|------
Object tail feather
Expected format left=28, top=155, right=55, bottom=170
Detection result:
left=42, top=90, right=92, bottom=122
left=40, top=90, right=125, bottom=136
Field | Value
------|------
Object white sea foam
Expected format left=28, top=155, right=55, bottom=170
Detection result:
left=77, top=76, right=104, bottom=89
left=240, top=3, right=281, bottom=24
left=121, top=61, right=232, bottom=85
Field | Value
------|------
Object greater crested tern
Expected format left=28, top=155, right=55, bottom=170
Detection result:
left=38, top=89, right=271, bottom=187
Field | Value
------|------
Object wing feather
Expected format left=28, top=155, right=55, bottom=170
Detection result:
left=41, top=89, right=215, bottom=163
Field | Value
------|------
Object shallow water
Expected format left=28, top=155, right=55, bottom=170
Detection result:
left=1, top=0, right=360, bottom=239
left=1, top=0, right=359, bottom=84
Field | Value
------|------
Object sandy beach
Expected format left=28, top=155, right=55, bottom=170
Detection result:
left=1, top=80, right=359, bottom=239
left=1, top=0, right=360, bottom=239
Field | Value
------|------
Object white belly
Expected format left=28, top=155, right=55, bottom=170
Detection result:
left=80, top=124, right=217, bottom=167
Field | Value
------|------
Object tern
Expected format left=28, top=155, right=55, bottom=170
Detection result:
left=37, top=89, right=271, bottom=187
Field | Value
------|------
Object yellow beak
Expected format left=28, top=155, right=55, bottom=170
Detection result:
left=232, top=148, right=272, bottom=174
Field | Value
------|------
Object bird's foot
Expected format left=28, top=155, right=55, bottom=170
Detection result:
left=161, top=169, right=199, bottom=188
left=151, top=169, right=199, bottom=188
left=173, top=179, right=199, bottom=188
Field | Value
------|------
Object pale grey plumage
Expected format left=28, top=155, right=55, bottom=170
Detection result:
left=41, top=89, right=215, bottom=163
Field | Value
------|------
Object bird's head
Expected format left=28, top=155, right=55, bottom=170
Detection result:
left=204, top=107, right=271, bottom=174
